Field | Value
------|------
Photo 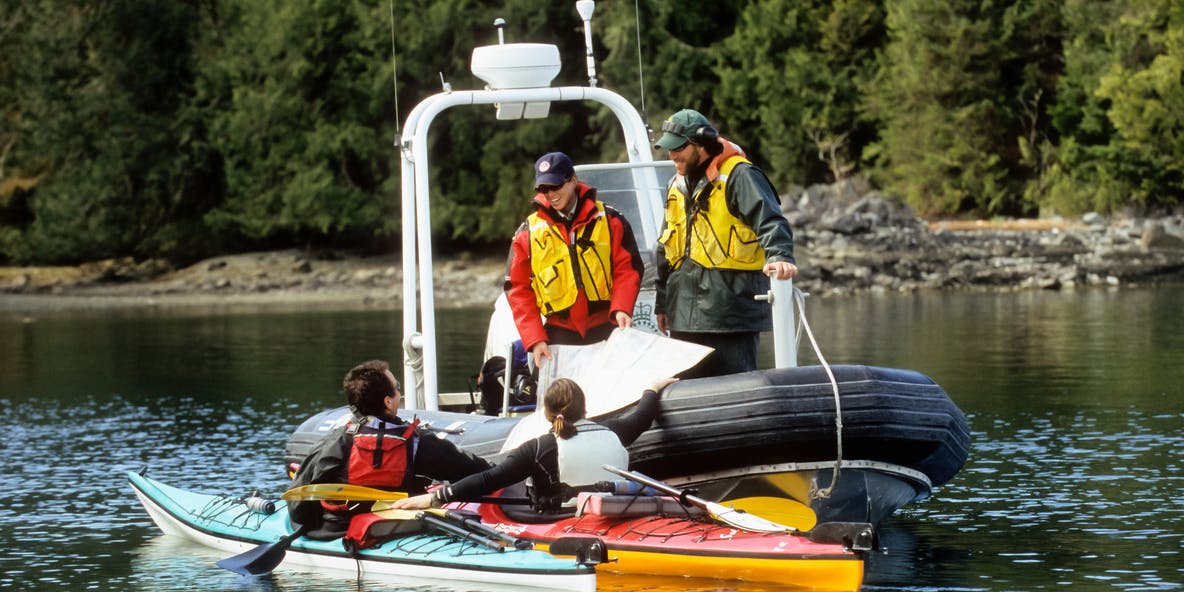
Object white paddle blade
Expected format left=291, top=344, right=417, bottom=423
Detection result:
left=708, top=501, right=796, bottom=534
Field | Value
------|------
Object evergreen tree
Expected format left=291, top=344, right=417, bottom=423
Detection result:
left=1040, top=0, right=1133, bottom=214
left=718, top=0, right=885, bottom=187
left=200, top=0, right=397, bottom=250
left=866, top=0, right=1061, bottom=216
left=3, top=0, right=216, bottom=264
left=1089, top=0, right=1182, bottom=209
left=0, top=1, right=34, bottom=259
left=596, top=0, right=744, bottom=152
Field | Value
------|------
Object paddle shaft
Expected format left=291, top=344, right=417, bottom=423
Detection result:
left=601, top=465, right=710, bottom=507
left=602, top=465, right=797, bottom=534
left=437, top=510, right=532, bottom=550
left=420, top=514, right=505, bottom=551
left=283, top=483, right=532, bottom=505
left=372, top=505, right=531, bottom=550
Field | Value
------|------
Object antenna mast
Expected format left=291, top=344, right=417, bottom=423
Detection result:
left=388, top=0, right=402, bottom=140
left=576, top=1, right=598, bottom=87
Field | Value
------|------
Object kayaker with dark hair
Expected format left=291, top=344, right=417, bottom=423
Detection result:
left=392, top=376, right=677, bottom=513
left=287, top=360, right=491, bottom=536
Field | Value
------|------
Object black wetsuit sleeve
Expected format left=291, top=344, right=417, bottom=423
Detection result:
left=413, top=435, right=492, bottom=484
left=599, top=389, right=660, bottom=447
left=442, top=436, right=551, bottom=501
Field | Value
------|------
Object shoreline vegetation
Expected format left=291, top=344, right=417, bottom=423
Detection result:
left=3, top=185, right=1183, bottom=316
left=3, top=3, right=1182, bottom=273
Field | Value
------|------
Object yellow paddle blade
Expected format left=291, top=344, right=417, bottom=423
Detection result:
left=763, top=472, right=814, bottom=502
left=727, top=496, right=818, bottom=532
left=371, top=500, right=459, bottom=520
left=371, top=499, right=435, bottom=513
left=280, top=483, right=410, bottom=502
left=371, top=507, right=423, bottom=521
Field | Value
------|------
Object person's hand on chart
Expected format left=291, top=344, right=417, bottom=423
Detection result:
left=614, top=310, right=633, bottom=329
left=530, top=341, right=552, bottom=368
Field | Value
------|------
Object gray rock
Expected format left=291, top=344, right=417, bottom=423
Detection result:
left=1140, top=222, right=1184, bottom=250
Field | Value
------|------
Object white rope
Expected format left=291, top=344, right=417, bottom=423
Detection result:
left=793, top=287, right=843, bottom=499
left=402, top=331, right=425, bottom=407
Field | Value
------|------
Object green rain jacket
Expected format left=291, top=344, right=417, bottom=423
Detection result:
left=654, top=149, right=796, bottom=333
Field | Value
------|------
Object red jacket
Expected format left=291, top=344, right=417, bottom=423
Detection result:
left=505, top=184, right=643, bottom=351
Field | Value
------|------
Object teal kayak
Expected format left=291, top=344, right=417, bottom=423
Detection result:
left=127, top=471, right=595, bottom=591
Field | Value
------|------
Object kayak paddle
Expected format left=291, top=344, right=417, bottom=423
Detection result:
left=281, top=483, right=409, bottom=502
left=367, top=508, right=508, bottom=551
left=216, top=524, right=308, bottom=576
left=602, top=465, right=799, bottom=534
left=728, top=495, right=817, bottom=531
left=371, top=501, right=534, bottom=550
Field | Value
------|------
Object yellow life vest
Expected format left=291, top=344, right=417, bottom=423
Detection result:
left=527, top=202, right=614, bottom=314
left=658, top=156, right=766, bottom=271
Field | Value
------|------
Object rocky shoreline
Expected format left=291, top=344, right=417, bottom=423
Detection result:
left=2, top=182, right=1183, bottom=314
left=0, top=250, right=505, bottom=313
left=786, top=180, right=1184, bottom=294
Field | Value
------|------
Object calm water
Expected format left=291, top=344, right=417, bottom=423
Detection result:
left=1, top=286, right=1181, bottom=591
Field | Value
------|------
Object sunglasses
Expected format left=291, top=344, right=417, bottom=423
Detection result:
left=660, top=120, right=690, bottom=136
left=536, top=178, right=570, bottom=193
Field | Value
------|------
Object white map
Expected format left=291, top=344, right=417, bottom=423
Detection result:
left=499, top=328, right=712, bottom=452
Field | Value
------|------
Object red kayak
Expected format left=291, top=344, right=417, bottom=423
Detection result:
left=449, top=492, right=865, bottom=591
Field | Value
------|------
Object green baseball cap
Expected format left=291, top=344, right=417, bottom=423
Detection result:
left=654, top=109, right=712, bottom=150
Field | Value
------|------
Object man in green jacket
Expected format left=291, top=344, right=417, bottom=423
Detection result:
left=653, top=109, right=798, bottom=378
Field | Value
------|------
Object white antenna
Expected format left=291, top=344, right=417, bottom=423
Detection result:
left=632, top=0, right=651, bottom=137
left=576, top=1, right=598, bottom=87
left=494, top=17, right=506, bottom=44
left=388, top=0, right=401, bottom=142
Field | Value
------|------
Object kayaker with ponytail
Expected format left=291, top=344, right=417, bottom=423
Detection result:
left=392, top=376, right=677, bottom=513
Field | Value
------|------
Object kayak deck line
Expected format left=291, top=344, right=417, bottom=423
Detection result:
left=465, top=496, right=865, bottom=590
left=128, top=471, right=596, bottom=591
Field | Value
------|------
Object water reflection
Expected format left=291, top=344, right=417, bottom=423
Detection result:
left=129, top=537, right=456, bottom=592
left=2, top=286, right=1182, bottom=591
left=864, top=407, right=1184, bottom=591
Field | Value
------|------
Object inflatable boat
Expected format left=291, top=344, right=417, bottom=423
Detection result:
left=284, top=363, right=969, bottom=526
left=283, top=2, right=970, bottom=530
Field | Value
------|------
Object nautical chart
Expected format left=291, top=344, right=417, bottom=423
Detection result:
left=499, top=328, right=711, bottom=452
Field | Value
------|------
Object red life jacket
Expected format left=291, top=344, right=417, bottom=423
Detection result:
left=347, top=418, right=419, bottom=488
left=343, top=511, right=427, bottom=553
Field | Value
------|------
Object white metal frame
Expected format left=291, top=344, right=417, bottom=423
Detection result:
left=398, top=86, right=662, bottom=410
left=398, top=3, right=799, bottom=410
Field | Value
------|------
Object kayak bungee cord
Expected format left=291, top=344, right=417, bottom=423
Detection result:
left=792, top=286, right=843, bottom=500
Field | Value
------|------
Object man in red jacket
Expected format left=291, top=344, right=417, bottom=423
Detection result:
left=505, top=152, right=644, bottom=368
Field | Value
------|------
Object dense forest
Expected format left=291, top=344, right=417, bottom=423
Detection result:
left=0, top=0, right=1181, bottom=265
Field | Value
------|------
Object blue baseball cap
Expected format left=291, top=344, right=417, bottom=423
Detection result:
left=534, top=152, right=575, bottom=189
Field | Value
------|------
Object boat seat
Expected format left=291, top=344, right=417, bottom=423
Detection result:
left=575, top=492, right=703, bottom=518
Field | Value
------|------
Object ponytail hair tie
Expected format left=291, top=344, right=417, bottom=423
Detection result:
left=556, top=414, right=565, bottom=421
